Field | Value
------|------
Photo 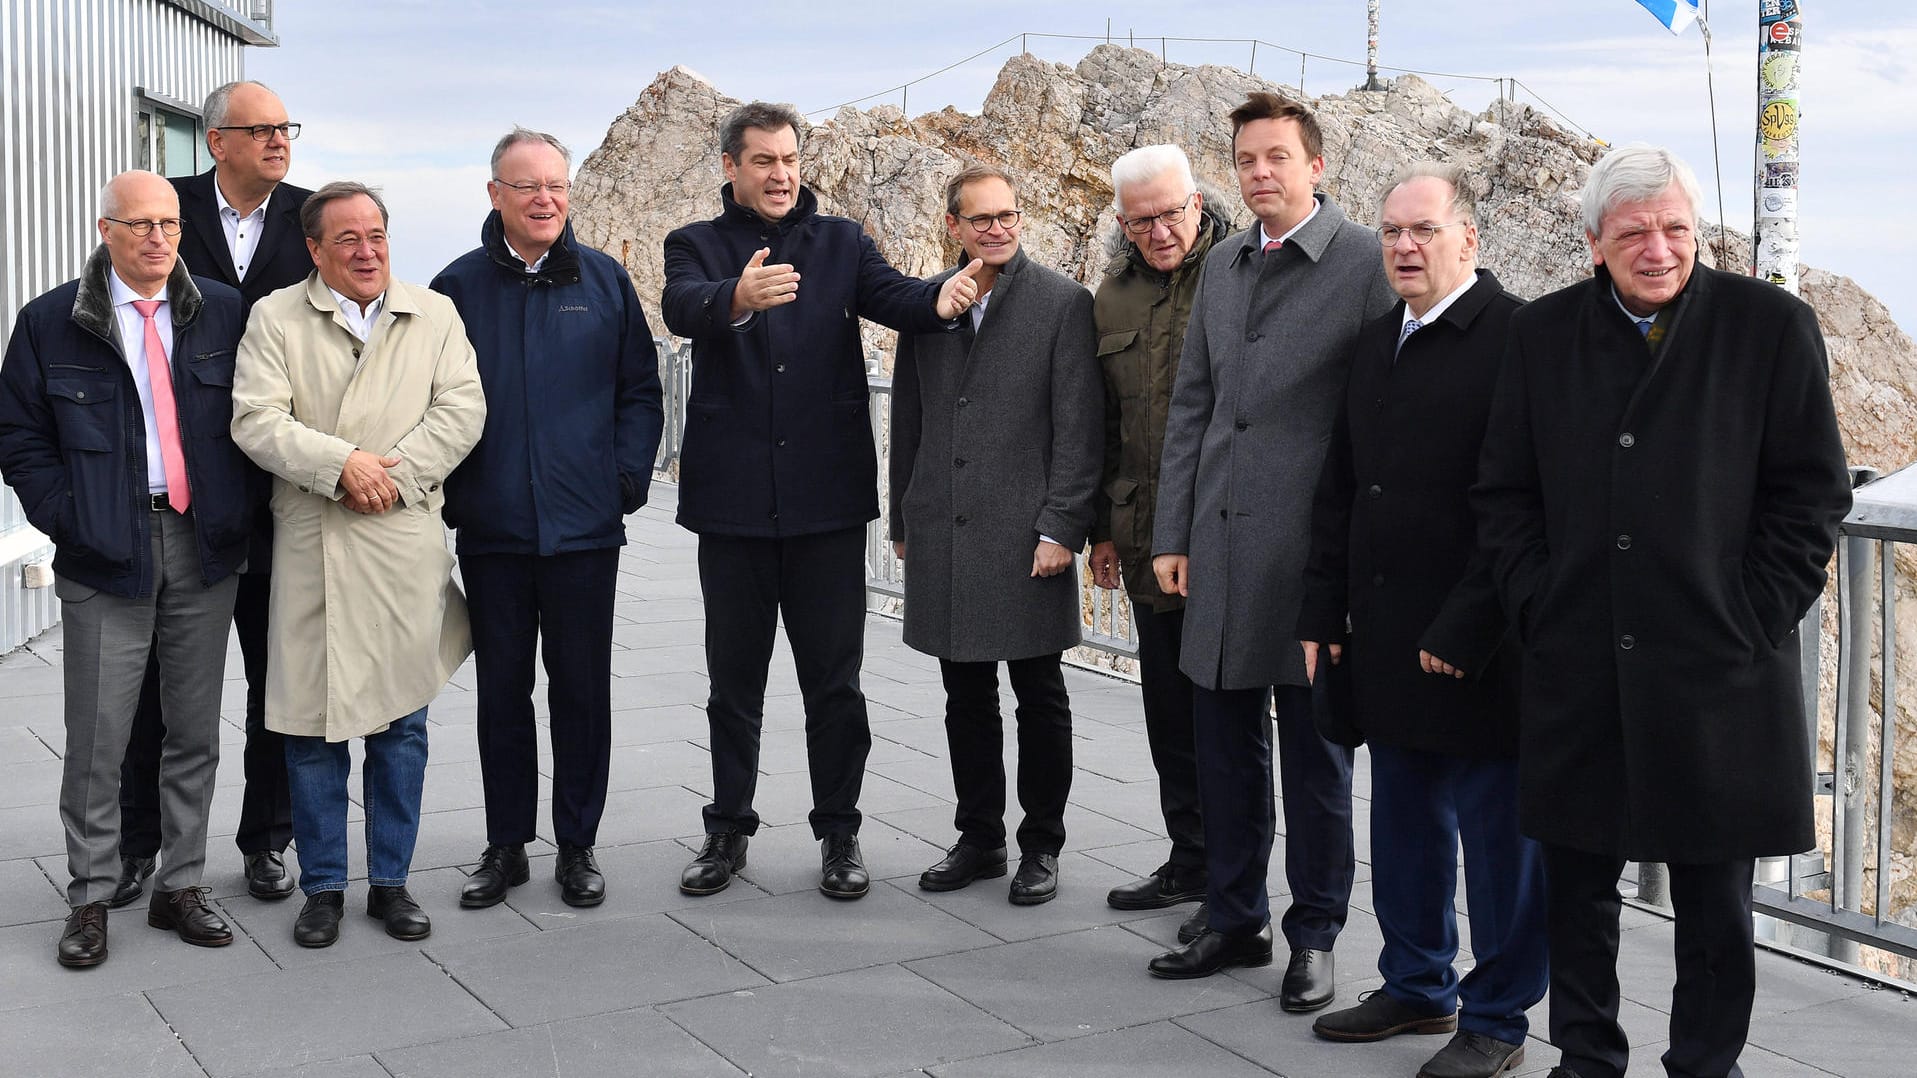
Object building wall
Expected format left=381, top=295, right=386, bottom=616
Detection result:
left=0, top=0, right=271, bottom=652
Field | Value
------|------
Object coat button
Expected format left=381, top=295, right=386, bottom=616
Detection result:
left=1616, top=534, right=1631, bottom=550
left=954, top=457, right=965, bottom=467
left=1234, top=419, right=1249, bottom=431
left=76, top=391, right=86, bottom=399
left=1619, top=634, right=1636, bottom=650
left=776, top=438, right=786, bottom=447
left=1246, top=331, right=1261, bottom=343
left=769, top=511, right=778, bottom=520
left=1368, top=484, right=1382, bottom=498
left=775, top=363, right=786, bottom=373
left=1373, top=573, right=1385, bottom=586
left=352, top=348, right=360, bottom=359
left=1618, top=432, right=1635, bottom=448
left=955, top=514, right=968, bottom=525
left=1219, top=509, right=1227, bottom=519
left=957, top=397, right=969, bottom=408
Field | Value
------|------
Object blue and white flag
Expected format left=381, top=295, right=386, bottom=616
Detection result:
left=1634, top=0, right=1700, bottom=34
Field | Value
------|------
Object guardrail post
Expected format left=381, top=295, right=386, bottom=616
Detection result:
left=1832, top=465, right=1880, bottom=963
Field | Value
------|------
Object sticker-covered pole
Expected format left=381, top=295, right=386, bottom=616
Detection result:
left=1365, top=1, right=1386, bottom=91
left=1754, top=1, right=1803, bottom=294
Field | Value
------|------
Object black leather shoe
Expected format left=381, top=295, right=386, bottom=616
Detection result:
left=1177, top=900, right=1210, bottom=944
left=244, top=850, right=296, bottom=901
left=108, top=855, right=155, bottom=909
left=1418, top=1031, right=1526, bottom=1078
left=556, top=845, right=606, bottom=907
left=1106, top=861, right=1206, bottom=910
left=293, top=891, right=344, bottom=948
left=918, top=842, right=1008, bottom=892
left=1008, top=852, right=1059, bottom=905
left=147, top=886, right=233, bottom=947
left=1147, top=921, right=1273, bottom=979
left=57, top=902, right=109, bottom=968
left=1312, top=989, right=1457, bottom=1042
left=1281, top=947, right=1337, bottom=1012
left=819, top=834, right=869, bottom=899
left=367, top=885, right=432, bottom=941
left=680, top=832, right=748, bottom=896
left=461, top=843, right=531, bottom=908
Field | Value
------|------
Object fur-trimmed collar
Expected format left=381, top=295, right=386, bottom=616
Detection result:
left=70, top=244, right=204, bottom=345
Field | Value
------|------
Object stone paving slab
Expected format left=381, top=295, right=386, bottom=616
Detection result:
left=1, top=493, right=1910, bottom=1078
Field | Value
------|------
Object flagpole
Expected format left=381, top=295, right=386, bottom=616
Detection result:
left=1697, top=10, right=1732, bottom=270
left=1754, top=2, right=1804, bottom=294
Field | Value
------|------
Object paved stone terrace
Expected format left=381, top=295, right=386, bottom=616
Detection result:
left=0, top=486, right=1909, bottom=1077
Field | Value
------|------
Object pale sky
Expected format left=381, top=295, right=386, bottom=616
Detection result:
left=250, top=1, right=1915, bottom=334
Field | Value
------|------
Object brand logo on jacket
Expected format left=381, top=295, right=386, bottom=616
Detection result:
left=558, top=304, right=589, bottom=313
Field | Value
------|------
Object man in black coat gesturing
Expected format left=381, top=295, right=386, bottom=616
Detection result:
left=1474, top=144, right=1850, bottom=1078
left=662, top=102, right=980, bottom=901
left=1298, top=163, right=1546, bottom=1078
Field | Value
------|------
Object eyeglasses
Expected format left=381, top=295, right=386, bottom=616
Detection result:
left=953, top=209, right=1022, bottom=232
left=103, top=216, right=183, bottom=238
left=214, top=122, right=301, bottom=142
left=1377, top=222, right=1464, bottom=246
left=328, top=232, right=388, bottom=252
left=494, top=179, right=571, bottom=196
left=1121, top=193, right=1196, bottom=235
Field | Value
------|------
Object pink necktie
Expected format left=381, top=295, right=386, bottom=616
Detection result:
left=1263, top=239, right=1282, bottom=253
left=130, top=299, right=190, bottom=513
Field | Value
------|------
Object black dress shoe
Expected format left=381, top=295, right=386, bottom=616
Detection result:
left=244, top=850, right=296, bottom=901
left=1008, top=852, right=1059, bottom=906
left=367, top=885, right=432, bottom=941
left=819, top=834, right=869, bottom=899
left=556, top=845, right=606, bottom=907
left=1312, top=989, right=1456, bottom=1042
left=57, top=902, right=109, bottom=968
left=147, top=887, right=233, bottom=947
left=1281, top=947, right=1337, bottom=1012
left=1177, top=900, right=1211, bottom=944
left=1417, top=1031, right=1526, bottom=1078
left=680, top=832, right=748, bottom=896
left=294, top=891, right=344, bottom=948
left=108, top=855, right=155, bottom=909
left=1106, top=861, right=1206, bottom=910
left=461, top=843, right=531, bottom=908
left=1147, top=921, right=1273, bottom=979
left=917, top=842, right=1008, bottom=891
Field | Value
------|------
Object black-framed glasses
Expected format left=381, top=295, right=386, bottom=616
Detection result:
left=103, top=216, right=182, bottom=238
left=954, top=209, right=1022, bottom=232
left=493, top=179, right=571, bottom=196
left=1121, top=193, right=1196, bottom=235
left=214, top=122, right=301, bottom=141
left=1377, top=222, right=1463, bottom=246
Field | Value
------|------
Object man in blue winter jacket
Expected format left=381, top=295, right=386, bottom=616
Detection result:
left=432, top=128, right=664, bottom=910
left=662, top=101, right=981, bottom=900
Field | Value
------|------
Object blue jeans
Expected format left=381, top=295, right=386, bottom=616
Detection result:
left=284, top=707, right=429, bottom=894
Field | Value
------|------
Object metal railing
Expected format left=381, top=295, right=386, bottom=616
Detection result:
left=651, top=338, right=1140, bottom=668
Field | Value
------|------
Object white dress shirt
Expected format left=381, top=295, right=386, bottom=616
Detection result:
left=1401, top=269, right=1481, bottom=337
left=1259, top=200, right=1322, bottom=249
left=328, top=287, right=386, bottom=344
left=107, top=268, right=172, bottom=494
left=214, top=179, right=271, bottom=282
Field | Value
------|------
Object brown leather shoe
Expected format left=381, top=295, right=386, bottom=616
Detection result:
left=147, top=886, right=234, bottom=947
left=57, top=902, right=109, bottom=968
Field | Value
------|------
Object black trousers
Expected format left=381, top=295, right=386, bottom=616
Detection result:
left=698, top=526, right=869, bottom=839
left=1546, top=845, right=1757, bottom=1078
left=1192, top=683, right=1354, bottom=946
left=938, top=653, right=1072, bottom=856
left=1133, top=604, right=1203, bottom=869
left=119, top=570, right=288, bottom=858
left=463, top=548, right=620, bottom=849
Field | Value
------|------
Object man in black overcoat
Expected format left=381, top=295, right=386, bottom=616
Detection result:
left=116, top=80, right=313, bottom=908
left=1473, top=144, right=1850, bottom=1078
left=1298, top=164, right=1546, bottom=1078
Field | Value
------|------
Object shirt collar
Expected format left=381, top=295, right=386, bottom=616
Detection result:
left=213, top=176, right=270, bottom=221
left=328, top=286, right=385, bottom=319
left=107, top=265, right=165, bottom=306
left=507, top=243, right=549, bottom=274
left=1610, top=285, right=1657, bottom=329
left=1404, top=270, right=1480, bottom=331
left=1259, top=200, right=1321, bottom=249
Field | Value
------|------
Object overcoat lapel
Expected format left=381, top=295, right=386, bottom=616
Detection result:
left=960, top=248, right=1029, bottom=385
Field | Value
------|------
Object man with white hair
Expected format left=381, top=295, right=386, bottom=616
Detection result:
left=1474, top=143, right=1850, bottom=1078
left=0, top=170, right=251, bottom=966
left=1088, top=144, right=1231, bottom=925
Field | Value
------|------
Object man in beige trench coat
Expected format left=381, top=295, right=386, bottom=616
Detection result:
left=231, top=181, right=485, bottom=949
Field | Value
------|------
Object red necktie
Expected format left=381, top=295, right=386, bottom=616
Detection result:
left=1263, top=239, right=1282, bottom=253
left=130, top=299, right=191, bottom=513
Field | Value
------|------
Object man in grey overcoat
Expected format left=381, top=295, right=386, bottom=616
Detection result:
left=889, top=164, right=1102, bottom=907
left=1146, top=94, right=1394, bottom=1003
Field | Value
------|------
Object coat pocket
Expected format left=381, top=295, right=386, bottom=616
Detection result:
left=46, top=378, right=117, bottom=452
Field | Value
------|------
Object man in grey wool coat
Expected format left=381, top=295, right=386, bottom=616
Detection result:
left=889, top=163, right=1102, bottom=907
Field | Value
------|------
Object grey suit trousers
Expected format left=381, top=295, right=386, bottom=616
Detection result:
left=58, top=509, right=236, bottom=906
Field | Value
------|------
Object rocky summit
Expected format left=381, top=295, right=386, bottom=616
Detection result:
left=572, top=44, right=1917, bottom=955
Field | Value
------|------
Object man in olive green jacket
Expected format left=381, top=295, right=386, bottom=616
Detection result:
left=1089, top=145, right=1231, bottom=927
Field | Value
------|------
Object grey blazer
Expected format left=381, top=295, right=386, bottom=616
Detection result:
left=1152, top=194, right=1395, bottom=690
left=889, top=248, right=1102, bottom=662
